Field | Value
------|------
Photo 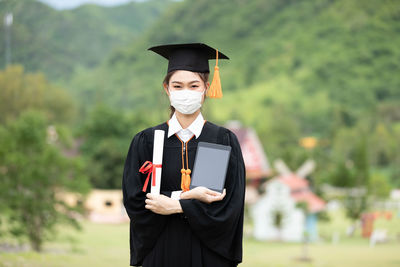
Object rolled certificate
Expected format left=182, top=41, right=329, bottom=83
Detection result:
left=151, top=130, right=165, bottom=195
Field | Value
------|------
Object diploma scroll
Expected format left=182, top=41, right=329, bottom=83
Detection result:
left=151, top=130, right=165, bottom=195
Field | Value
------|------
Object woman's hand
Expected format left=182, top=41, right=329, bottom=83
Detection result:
left=145, top=193, right=183, bottom=215
left=180, top=187, right=226, bottom=204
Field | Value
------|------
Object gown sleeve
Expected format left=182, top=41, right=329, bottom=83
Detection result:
left=122, top=131, right=167, bottom=266
left=179, top=130, right=246, bottom=263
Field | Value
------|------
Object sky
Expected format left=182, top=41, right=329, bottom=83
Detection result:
left=37, top=0, right=139, bottom=10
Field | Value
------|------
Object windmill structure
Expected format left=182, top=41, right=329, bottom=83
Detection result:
left=251, top=159, right=325, bottom=242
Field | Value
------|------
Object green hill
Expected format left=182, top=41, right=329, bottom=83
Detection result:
left=78, top=0, right=400, bottom=124
left=1, top=0, right=399, bottom=188
left=0, top=0, right=173, bottom=81
left=70, top=0, right=399, bottom=188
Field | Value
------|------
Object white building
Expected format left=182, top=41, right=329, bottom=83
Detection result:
left=251, top=174, right=325, bottom=242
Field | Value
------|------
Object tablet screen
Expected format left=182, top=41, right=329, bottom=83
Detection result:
left=190, top=142, right=231, bottom=193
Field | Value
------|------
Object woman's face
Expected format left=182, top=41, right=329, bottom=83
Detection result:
left=164, top=70, right=209, bottom=99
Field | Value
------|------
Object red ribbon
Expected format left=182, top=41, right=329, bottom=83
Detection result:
left=139, top=161, right=162, bottom=192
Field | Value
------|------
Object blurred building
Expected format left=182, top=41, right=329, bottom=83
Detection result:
left=226, top=121, right=271, bottom=180
left=225, top=121, right=271, bottom=204
left=252, top=174, right=325, bottom=242
left=58, top=189, right=129, bottom=223
left=251, top=161, right=325, bottom=242
left=85, top=189, right=129, bottom=223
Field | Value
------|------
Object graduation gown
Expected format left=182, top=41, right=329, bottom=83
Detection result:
left=122, top=121, right=245, bottom=267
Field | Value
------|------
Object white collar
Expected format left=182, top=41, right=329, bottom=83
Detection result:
left=167, top=112, right=205, bottom=139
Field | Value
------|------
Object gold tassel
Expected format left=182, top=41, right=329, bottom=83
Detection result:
left=207, top=49, right=223, bottom=98
left=181, top=169, right=192, bottom=192
left=184, top=169, right=191, bottom=192
left=181, top=169, right=187, bottom=191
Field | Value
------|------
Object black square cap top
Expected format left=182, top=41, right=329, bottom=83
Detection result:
left=148, top=43, right=229, bottom=73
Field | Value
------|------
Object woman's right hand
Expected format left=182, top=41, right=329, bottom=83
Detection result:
left=180, top=187, right=226, bottom=204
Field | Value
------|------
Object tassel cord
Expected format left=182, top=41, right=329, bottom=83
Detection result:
left=176, top=134, right=194, bottom=192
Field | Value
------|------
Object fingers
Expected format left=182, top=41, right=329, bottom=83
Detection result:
left=205, top=194, right=222, bottom=203
left=203, top=188, right=224, bottom=197
left=180, top=191, right=189, bottom=199
left=208, top=190, right=223, bottom=197
left=210, top=194, right=224, bottom=201
left=207, top=189, right=226, bottom=203
left=145, top=198, right=152, bottom=210
left=145, top=194, right=159, bottom=210
left=177, top=187, right=227, bottom=203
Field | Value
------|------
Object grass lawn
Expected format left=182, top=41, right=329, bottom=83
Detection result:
left=1, top=209, right=400, bottom=267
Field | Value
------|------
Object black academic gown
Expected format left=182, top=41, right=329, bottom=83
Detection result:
left=122, top=121, right=245, bottom=267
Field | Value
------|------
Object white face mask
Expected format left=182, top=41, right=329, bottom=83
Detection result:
left=169, top=89, right=204, bottom=115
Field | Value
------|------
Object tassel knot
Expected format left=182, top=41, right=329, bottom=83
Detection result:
left=181, top=168, right=191, bottom=192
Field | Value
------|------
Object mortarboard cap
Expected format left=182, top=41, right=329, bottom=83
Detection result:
left=148, top=43, right=229, bottom=98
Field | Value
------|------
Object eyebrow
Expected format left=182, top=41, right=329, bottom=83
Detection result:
left=171, top=80, right=201, bottom=84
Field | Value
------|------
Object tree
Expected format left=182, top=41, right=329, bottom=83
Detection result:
left=343, top=137, right=370, bottom=236
left=0, top=111, right=90, bottom=251
left=79, top=104, right=150, bottom=188
left=0, top=65, right=76, bottom=124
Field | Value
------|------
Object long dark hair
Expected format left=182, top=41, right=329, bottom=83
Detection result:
left=163, top=71, right=210, bottom=118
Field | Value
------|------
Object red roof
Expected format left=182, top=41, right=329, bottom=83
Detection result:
left=277, top=174, right=325, bottom=213
left=291, top=190, right=325, bottom=213
left=226, top=122, right=270, bottom=179
left=278, top=174, right=309, bottom=191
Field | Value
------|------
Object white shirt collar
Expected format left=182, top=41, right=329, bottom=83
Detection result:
left=168, top=112, right=205, bottom=139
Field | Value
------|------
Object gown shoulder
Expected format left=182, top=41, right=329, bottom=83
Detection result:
left=131, top=122, right=168, bottom=143
left=203, top=121, right=242, bottom=149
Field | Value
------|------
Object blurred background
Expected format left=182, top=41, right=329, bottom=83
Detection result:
left=0, top=0, right=400, bottom=266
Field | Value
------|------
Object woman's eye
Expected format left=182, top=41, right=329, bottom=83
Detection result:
left=173, top=85, right=181, bottom=89
left=191, top=85, right=199, bottom=88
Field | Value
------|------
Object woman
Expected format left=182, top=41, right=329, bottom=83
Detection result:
left=122, top=43, right=245, bottom=267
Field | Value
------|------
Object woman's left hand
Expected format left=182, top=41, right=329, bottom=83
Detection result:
left=180, top=187, right=226, bottom=204
left=145, top=193, right=183, bottom=215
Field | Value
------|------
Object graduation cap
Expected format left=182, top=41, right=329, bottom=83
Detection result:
left=148, top=43, right=229, bottom=98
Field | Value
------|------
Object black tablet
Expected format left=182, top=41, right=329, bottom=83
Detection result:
left=190, top=142, right=232, bottom=193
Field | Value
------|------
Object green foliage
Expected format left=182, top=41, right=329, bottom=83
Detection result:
left=296, top=201, right=309, bottom=214
left=66, top=0, right=400, bottom=198
left=78, top=104, right=153, bottom=188
left=0, top=65, right=76, bottom=124
left=343, top=138, right=370, bottom=220
left=328, top=160, right=354, bottom=187
left=2, top=0, right=399, bottom=202
left=0, top=0, right=174, bottom=81
left=369, top=171, right=392, bottom=199
left=344, top=195, right=368, bottom=222
left=0, top=110, right=90, bottom=251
